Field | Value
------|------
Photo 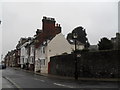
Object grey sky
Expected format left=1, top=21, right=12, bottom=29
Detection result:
left=1, top=1, right=118, bottom=58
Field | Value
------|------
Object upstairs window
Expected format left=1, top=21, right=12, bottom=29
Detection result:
left=43, top=47, right=45, bottom=53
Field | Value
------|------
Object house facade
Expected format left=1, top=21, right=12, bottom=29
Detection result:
left=35, top=33, right=72, bottom=74
left=28, top=40, right=35, bottom=71
left=20, top=41, right=27, bottom=69
left=4, top=49, right=19, bottom=67
left=33, top=16, right=61, bottom=73
left=34, top=16, right=73, bottom=74
left=4, top=16, right=80, bottom=74
left=4, top=52, right=11, bottom=67
left=20, top=37, right=33, bottom=69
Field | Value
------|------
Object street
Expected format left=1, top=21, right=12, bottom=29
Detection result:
left=1, top=67, right=119, bottom=89
left=2, top=77, right=16, bottom=88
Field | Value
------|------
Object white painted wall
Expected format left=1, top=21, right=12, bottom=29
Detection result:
left=47, top=33, right=72, bottom=62
left=35, top=46, right=40, bottom=72
left=35, top=45, right=47, bottom=73
left=20, top=46, right=25, bottom=64
left=20, top=41, right=30, bottom=68
left=41, top=33, right=73, bottom=74
left=30, top=45, right=34, bottom=56
left=29, top=45, right=34, bottom=64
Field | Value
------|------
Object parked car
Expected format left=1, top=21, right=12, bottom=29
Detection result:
left=0, top=64, right=6, bottom=69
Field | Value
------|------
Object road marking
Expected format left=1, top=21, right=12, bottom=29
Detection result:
left=15, top=74, right=25, bottom=77
left=53, top=83, right=74, bottom=88
left=34, top=78, right=45, bottom=82
left=40, top=80, right=45, bottom=82
left=3, top=76, right=23, bottom=90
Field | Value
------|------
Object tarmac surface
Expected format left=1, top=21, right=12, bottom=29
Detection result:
left=1, top=67, right=120, bottom=89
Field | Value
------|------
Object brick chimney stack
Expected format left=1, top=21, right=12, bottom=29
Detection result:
left=55, top=23, right=61, bottom=34
left=42, top=16, right=56, bottom=36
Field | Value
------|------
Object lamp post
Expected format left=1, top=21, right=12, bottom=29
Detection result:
left=72, top=32, right=78, bottom=80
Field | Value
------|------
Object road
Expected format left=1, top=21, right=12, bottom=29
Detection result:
left=1, top=69, right=16, bottom=89
left=2, top=77, right=16, bottom=88
left=2, top=67, right=119, bottom=89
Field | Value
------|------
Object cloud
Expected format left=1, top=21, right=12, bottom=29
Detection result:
left=2, top=2, right=118, bottom=57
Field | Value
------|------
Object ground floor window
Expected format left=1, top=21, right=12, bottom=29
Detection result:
left=22, top=58, right=24, bottom=64
left=41, top=59, right=45, bottom=65
left=31, top=57, right=34, bottom=63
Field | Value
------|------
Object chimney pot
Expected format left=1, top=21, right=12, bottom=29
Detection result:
left=56, top=23, right=58, bottom=27
left=43, top=16, right=47, bottom=19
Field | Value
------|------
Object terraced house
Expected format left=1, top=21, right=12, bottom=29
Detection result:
left=34, top=17, right=72, bottom=74
left=4, top=16, right=85, bottom=74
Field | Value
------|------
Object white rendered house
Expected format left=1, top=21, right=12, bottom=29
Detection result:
left=20, top=42, right=28, bottom=68
left=35, top=33, right=73, bottom=74
left=20, top=39, right=32, bottom=69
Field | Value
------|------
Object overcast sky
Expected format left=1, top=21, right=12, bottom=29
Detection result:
left=0, top=1, right=118, bottom=59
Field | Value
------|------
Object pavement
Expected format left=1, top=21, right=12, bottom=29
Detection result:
left=13, top=67, right=120, bottom=82
left=1, top=69, right=17, bottom=89
left=2, top=77, right=17, bottom=88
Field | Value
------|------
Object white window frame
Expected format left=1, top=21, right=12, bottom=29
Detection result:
left=41, top=59, right=45, bottom=66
